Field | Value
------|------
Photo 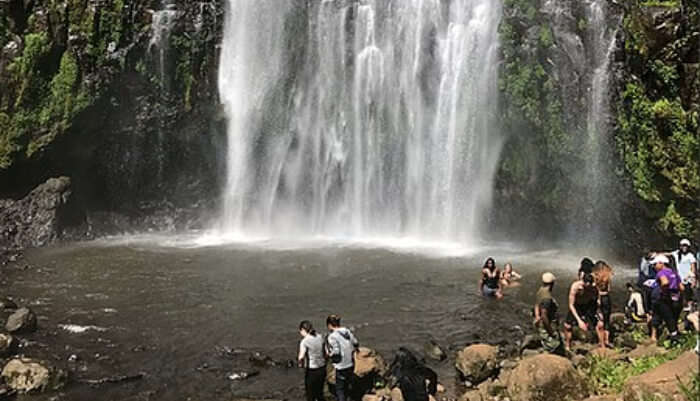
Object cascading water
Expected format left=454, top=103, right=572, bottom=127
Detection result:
left=148, top=0, right=179, bottom=183
left=217, top=0, right=503, bottom=243
left=149, top=1, right=179, bottom=89
left=583, top=0, right=618, bottom=239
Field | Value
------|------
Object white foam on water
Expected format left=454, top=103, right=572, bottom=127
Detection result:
left=90, top=231, right=501, bottom=259
left=58, top=324, right=107, bottom=334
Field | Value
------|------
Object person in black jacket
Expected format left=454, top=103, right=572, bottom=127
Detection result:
left=388, top=348, right=438, bottom=401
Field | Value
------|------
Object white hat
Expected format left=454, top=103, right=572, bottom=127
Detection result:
left=542, top=272, right=556, bottom=284
left=680, top=239, right=691, bottom=246
left=651, top=254, right=670, bottom=265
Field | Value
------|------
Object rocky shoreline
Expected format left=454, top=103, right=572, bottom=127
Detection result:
left=0, top=177, right=215, bottom=266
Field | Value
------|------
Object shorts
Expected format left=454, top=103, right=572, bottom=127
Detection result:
left=482, top=287, right=499, bottom=297
left=683, top=283, right=696, bottom=303
left=565, top=303, right=598, bottom=330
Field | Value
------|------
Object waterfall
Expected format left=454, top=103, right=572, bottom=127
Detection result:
left=583, top=0, right=618, bottom=239
left=217, top=0, right=503, bottom=243
left=149, top=1, right=179, bottom=89
left=148, top=0, right=180, bottom=183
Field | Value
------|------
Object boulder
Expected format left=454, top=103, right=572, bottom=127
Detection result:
left=354, top=347, right=386, bottom=378
left=0, top=333, right=17, bottom=357
left=0, top=177, right=74, bottom=249
left=622, top=351, right=698, bottom=401
left=455, top=344, right=499, bottom=384
left=589, top=347, right=623, bottom=360
left=609, top=313, right=627, bottom=332
left=521, top=349, right=542, bottom=358
left=614, top=332, right=640, bottom=349
left=520, top=333, right=542, bottom=352
left=571, top=354, right=586, bottom=368
left=459, top=390, right=483, bottom=401
left=1, top=358, right=65, bottom=392
left=625, top=343, right=666, bottom=360
left=458, top=379, right=507, bottom=401
left=5, top=307, right=37, bottom=333
left=423, top=340, right=446, bottom=361
left=502, top=354, right=588, bottom=401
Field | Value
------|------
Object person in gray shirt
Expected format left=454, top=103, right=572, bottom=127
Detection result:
left=298, top=320, right=326, bottom=401
left=326, top=314, right=359, bottom=401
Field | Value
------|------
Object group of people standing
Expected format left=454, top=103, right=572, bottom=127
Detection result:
left=297, top=315, right=359, bottom=401
left=532, top=238, right=699, bottom=355
left=296, top=241, right=698, bottom=401
left=530, top=258, right=614, bottom=353
left=633, top=239, right=699, bottom=346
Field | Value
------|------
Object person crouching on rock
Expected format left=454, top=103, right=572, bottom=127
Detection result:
left=564, top=272, right=604, bottom=351
left=624, top=283, right=646, bottom=324
left=298, top=320, right=326, bottom=401
left=480, top=257, right=503, bottom=299
left=534, top=272, right=564, bottom=355
left=326, top=315, right=359, bottom=401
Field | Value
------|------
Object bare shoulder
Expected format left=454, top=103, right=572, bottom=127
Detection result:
left=570, top=281, right=583, bottom=293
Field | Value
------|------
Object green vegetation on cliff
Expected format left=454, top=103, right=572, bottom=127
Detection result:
left=497, top=0, right=699, bottom=243
left=616, top=0, right=699, bottom=239
left=496, top=0, right=587, bottom=235
left=0, top=1, right=217, bottom=172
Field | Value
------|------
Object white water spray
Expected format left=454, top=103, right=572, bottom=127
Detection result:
left=217, top=0, right=503, bottom=243
left=584, top=0, right=618, bottom=238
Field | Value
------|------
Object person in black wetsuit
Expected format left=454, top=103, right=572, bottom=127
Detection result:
left=479, top=257, right=503, bottom=299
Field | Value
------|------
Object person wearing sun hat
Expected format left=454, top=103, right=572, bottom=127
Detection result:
left=672, top=239, right=697, bottom=310
left=534, top=272, right=563, bottom=354
left=649, top=254, right=684, bottom=345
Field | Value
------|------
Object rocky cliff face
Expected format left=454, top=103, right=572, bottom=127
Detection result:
left=0, top=1, right=697, bottom=249
left=0, top=0, right=225, bottom=237
left=612, top=0, right=699, bottom=247
left=494, top=0, right=699, bottom=248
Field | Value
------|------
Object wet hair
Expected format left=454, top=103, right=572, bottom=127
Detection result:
left=579, top=258, right=594, bottom=275
left=483, top=257, right=496, bottom=271
left=388, top=347, right=438, bottom=396
left=299, top=320, right=317, bottom=336
left=592, top=260, right=613, bottom=291
left=583, top=272, right=594, bottom=285
left=504, top=263, right=513, bottom=272
left=326, top=314, right=341, bottom=327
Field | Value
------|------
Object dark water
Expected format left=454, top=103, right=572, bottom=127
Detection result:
left=0, top=237, right=633, bottom=400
